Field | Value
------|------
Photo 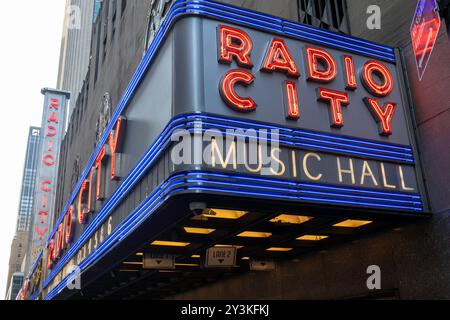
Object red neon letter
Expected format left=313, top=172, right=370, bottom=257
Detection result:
left=306, top=46, right=337, bottom=83
left=40, top=180, right=52, bottom=192
left=48, top=112, right=59, bottom=124
left=284, top=81, right=300, bottom=120
left=38, top=211, right=48, bottom=224
left=64, top=206, right=74, bottom=244
left=49, top=98, right=60, bottom=110
left=46, top=125, right=57, bottom=137
left=55, top=224, right=64, bottom=258
left=317, top=88, right=349, bottom=128
left=35, top=226, right=48, bottom=241
left=47, top=239, right=54, bottom=270
left=364, top=98, right=396, bottom=136
left=43, top=154, right=55, bottom=166
left=109, top=118, right=124, bottom=181
left=77, top=180, right=90, bottom=224
left=361, top=60, right=393, bottom=97
left=343, top=56, right=357, bottom=90
left=219, top=70, right=256, bottom=112
left=95, top=146, right=106, bottom=200
left=218, top=25, right=253, bottom=68
left=261, top=38, right=300, bottom=78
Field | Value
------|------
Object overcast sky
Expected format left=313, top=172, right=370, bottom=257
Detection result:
left=0, top=0, right=66, bottom=297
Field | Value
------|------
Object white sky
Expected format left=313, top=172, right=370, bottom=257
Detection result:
left=0, top=0, right=66, bottom=297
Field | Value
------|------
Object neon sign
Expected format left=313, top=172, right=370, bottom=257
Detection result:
left=217, top=25, right=397, bottom=136
left=46, top=117, right=125, bottom=270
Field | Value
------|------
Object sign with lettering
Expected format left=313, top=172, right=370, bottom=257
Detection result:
left=205, top=247, right=237, bottom=268
left=28, top=89, right=70, bottom=268
left=39, top=1, right=427, bottom=300
left=143, top=254, right=175, bottom=269
left=411, top=0, right=441, bottom=80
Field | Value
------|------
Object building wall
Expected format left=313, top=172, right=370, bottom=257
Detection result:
left=4, top=232, right=28, bottom=299
left=5, top=127, right=40, bottom=297
left=57, top=0, right=95, bottom=117
left=5, top=273, right=24, bottom=301
left=54, top=0, right=149, bottom=227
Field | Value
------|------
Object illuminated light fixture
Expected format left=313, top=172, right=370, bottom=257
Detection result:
left=297, top=235, right=328, bottom=241
left=175, top=263, right=200, bottom=267
left=191, top=255, right=201, bottom=258
left=122, top=262, right=143, bottom=265
left=183, top=227, right=216, bottom=235
left=270, top=215, right=312, bottom=225
left=306, top=46, right=337, bottom=82
left=135, top=253, right=143, bottom=256
left=237, top=231, right=272, bottom=238
left=261, top=38, right=300, bottom=77
left=241, top=257, right=250, bottom=260
left=284, top=81, right=300, bottom=120
left=317, top=88, right=349, bottom=128
left=151, top=240, right=190, bottom=247
left=363, top=98, right=396, bottom=136
left=361, top=60, right=394, bottom=97
left=333, top=220, right=373, bottom=228
left=219, top=69, right=257, bottom=112
left=198, top=209, right=248, bottom=220
left=266, top=247, right=293, bottom=252
left=215, top=244, right=244, bottom=249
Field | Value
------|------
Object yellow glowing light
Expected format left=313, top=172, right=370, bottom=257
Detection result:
left=241, top=257, right=250, bottom=260
left=122, top=262, right=143, bottom=265
left=184, top=227, right=216, bottom=234
left=266, top=247, right=293, bottom=252
left=136, top=252, right=143, bottom=256
left=151, top=240, right=191, bottom=247
left=194, top=209, right=248, bottom=220
left=215, top=244, right=244, bottom=249
left=333, top=220, right=373, bottom=228
left=270, top=215, right=312, bottom=224
left=191, top=255, right=201, bottom=258
left=237, top=231, right=272, bottom=238
left=175, top=263, right=200, bottom=267
left=296, top=235, right=328, bottom=241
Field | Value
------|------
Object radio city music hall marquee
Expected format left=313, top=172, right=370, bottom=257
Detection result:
left=38, top=1, right=426, bottom=300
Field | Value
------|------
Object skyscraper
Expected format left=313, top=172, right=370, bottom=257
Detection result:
left=57, top=0, right=95, bottom=117
left=5, top=127, right=40, bottom=298
left=16, top=127, right=40, bottom=232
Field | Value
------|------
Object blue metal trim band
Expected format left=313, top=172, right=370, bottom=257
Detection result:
left=43, top=169, right=423, bottom=300
left=27, top=252, right=43, bottom=279
left=42, top=112, right=421, bottom=293
left=47, top=0, right=398, bottom=244
left=45, top=171, right=422, bottom=300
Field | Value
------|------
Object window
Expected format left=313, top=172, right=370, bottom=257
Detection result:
left=298, top=0, right=349, bottom=34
